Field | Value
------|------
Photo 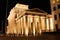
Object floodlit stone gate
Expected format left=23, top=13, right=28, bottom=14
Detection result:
left=6, top=3, right=55, bottom=36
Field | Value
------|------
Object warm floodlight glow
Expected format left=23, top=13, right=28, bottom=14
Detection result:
left=6, top=3, right=55, bottom=36
left=30, top=16, right=33, bottom=22
left=14, top=28, right=17, bottom=34
left=52, top=0, right=55, bottom=4
left=41, top=16, right=45, bottom=31
left=57, top=0, right=59, bottom=2
left=50, top=18, right=54, bottom=31
left=39, top=29, right=42, bottom=34
left=15, top=3, right=28, bottom=10
left=33, top=27, right=35, bottom=36
left=25, top=27, right=28, bottom=36
left=46, top=18, right=49, bottom=32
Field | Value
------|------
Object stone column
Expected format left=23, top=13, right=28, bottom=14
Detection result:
left=40, top=16, right=46, bottom=32
left=46, top=18, right=50, bottom=32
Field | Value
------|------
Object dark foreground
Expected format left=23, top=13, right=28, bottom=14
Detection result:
left=0, top=32, right=60, bottom=40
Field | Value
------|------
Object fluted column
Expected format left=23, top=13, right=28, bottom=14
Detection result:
left=23, top=15, right=29, bottom=36
left=39, top=16, right=42, bottom=34
left=20, top=18, right=23, bottom=35
left=46, top=18, right=50, bottom=32
left=34, top=16, right=40, bottom=35
left=32, top=16, right=35, bottom=36
left=49, top=18, right=54, bottom=32
left=40, top=16, right=46, bottom=32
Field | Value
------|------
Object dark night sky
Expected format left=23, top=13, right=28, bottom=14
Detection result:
left=0, top=0, right=51, bottom=33
left=8, top=0, right=51, bottom=14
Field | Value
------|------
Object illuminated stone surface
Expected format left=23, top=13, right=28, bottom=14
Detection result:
left=6, top=3, right=55, bottom=36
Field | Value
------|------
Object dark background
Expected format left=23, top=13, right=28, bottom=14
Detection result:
left=0, top=0, right=51, bottom=33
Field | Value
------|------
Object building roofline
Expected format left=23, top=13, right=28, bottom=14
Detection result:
left=15, top=9, right=48, bottom=21
left=26, top=8, right=47, bottom=13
